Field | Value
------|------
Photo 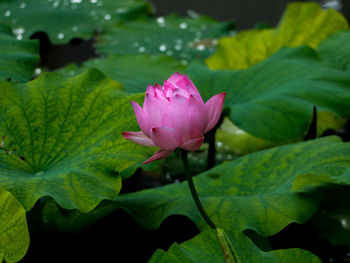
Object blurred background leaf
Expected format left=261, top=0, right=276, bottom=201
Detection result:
left=0, top=24, right=39, bottom=82
left=0, top=0, right=152, bottom=43
left=206, top=2, right=348, bottom=70
left=96, top=14, right=235, bottom=62
left=57, top=54, right=186, bottom=93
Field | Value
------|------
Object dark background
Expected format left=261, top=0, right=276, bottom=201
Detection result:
left=149, top=0, right=350, bottom=29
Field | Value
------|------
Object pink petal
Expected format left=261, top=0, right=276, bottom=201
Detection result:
left=151, top=126, right=184, bottom=150
left=167, top=72, right=184, bottom=84
left=180, top=135, right=204, bottom=151
left=161, top=94, right=207, bottom=139
left=143, top=149, right=172, bottom=165
left=122, top=131, right=155, bottom=146
left=166, top=81, right=192, bottom=101
left=204, top=92, right=226, bottom=133
left=163, top=81, right=176, bottom=98
left=143, top=93, right=168, bottom=127
left=168, top=73, right=200, bottom=97
left=146, top=85, right=155, bottom=96
left=131, top=101, right=152, bottom=137
left=182, top=74, right=200, bottom=97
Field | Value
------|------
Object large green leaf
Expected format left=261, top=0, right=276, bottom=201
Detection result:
left=116, top=137, right=350, bottom=233
left=0, top=188, right=29, bottom=262
left=58, top=54, right=186, bottom=93
left=187, top=47, right=350, bottom=142
left=0, top=69, right=154, bottom=212
left=0, top=24, right=39, bottom=82
left=317, top=31, right=350, bottom=71
left=96, top=14, right=234, bottom=62
left=206, top=2, right=348, bottom=70
left=150, top=229, right=321, bottom=263
left=115, top=137, right=350, bottom=261
left=0, top=0, right=152, bottom=43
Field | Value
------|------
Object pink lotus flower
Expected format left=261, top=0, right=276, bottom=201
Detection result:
left=122, top=73, right=226, bottom=164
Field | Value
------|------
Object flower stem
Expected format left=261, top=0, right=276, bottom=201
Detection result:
left=180, top=149, right=217, bottom=229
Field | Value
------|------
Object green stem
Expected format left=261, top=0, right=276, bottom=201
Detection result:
left=180, top=149, right=217, bottom=229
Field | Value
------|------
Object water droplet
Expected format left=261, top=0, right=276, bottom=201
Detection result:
left=90, top=0, right=97, bottom=2
left=104, top=14, right=111, bottom=20
left=157, top=17, right=165, bottom=24
left=35, top=68, right=42, bottom=75
left=4, top=10, right=11, bottom=17
left=72, top=25, right=78, bottom=32
left=53, top=0, right=60, bottom=8
left=166, top=50, right=173, bottom=56
left=179, top=22, right=188, bottom=29
left=159, top=44, right=167, bottom=52
left=217, top=153, right=223, bottom=160
left=216, top=141, right=223, bottom=148
left=181, top=60, right=188, bottom=65
left=340, top=218, right=348, bottom=228
left=174, top=44, right=182, bottom=51
left=115, top=7, right=128, bottom=14
left=322, top=0, right=342, bottom=11
left=138, top=46, right=145, bottom=53
left=70, top=0, right=81, bottom=3
left=132, top=42, right=140, bottom=47
left=57, top=33, right=64, bottom=39
left=20, top=2, right=26, bottom=8
left=13, top=27, right=24, bottom=35
left=196, top=44, right=205, bottom=51
left=176, top=39, right=183, bottom=44
left=157, top=17, right=166, bottom=27
left=35, top=171, right=44, bottom=176
left=13, top=27, right=24, bottom=40
left=90, top=10, right=96, bottom=16
left=96, top=1, right=103, bottom=6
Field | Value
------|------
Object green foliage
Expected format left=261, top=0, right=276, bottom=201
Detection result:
left=216, top=118, right=276, bottom=156
left=149, top=230, right=226, bottom=263
left=150, top=229, right=321, bottom=263
left=0, top=69, right=155, bottom=212
left=0, top=188, right=29, bottom=263
left=96, top=14, right=234, bottom=62
left=0, top=0, right=152, bottom=43
left=317, top=31, right=350, bottom=71
left=116, top=137, right=350, bottom=261
left=206, top=2, right=348, bottom=70
left=58, top=54, right=186, bottom=93
left=1, top=1, right=350, bottom=261
left=187, top=47, right=350, bottom=142
left=0, top=24, right=39, bottom=82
